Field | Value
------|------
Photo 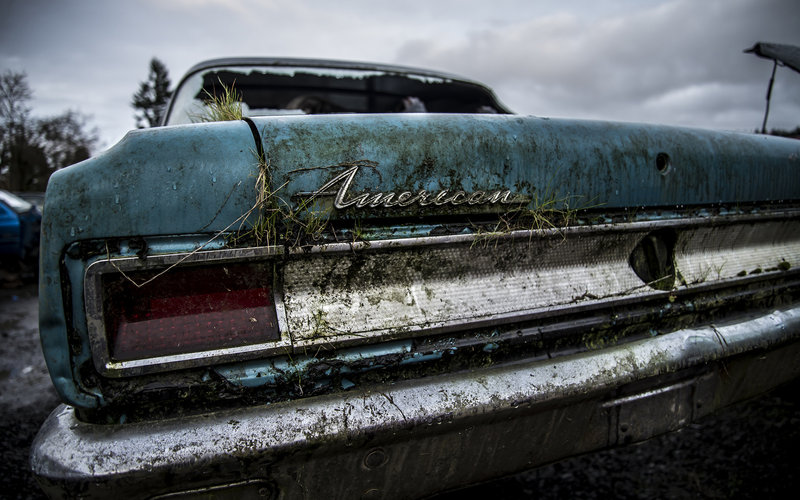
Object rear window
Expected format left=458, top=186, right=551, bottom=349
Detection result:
left=165, top=64, right=508, bottom=125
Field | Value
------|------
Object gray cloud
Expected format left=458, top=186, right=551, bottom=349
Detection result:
left=1, top=0, right=798, bottom=149
left=395, top=0, right=800, bottom=131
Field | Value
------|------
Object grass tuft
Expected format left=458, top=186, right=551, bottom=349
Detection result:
left=193, top=78, right=243, bottom=122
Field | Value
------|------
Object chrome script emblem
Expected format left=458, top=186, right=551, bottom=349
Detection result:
left=304, top=165, right=529, bottom=209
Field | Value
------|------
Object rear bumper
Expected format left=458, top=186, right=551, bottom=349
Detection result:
left=31, top=306, right=800, bottom=500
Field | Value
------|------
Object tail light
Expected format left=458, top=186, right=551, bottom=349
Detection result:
left=105, top=263, right=278, bottom=360
left=85, top=249, right=287, bottom=377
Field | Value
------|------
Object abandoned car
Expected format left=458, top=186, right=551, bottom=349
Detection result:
left=31, top=58, right=800, bottom=499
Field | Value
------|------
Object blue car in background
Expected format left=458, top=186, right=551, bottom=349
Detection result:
left=0, top=189, right=41, bottom=278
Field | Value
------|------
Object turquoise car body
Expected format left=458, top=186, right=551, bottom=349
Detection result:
left=32, top=59, right=800, bottom=499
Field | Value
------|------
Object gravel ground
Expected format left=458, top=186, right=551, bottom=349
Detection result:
left=2, top=281, right=798, bottom=499
left=0, top=283, right=60, bottom=500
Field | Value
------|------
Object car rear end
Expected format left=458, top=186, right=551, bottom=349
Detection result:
left=31, top=114, right=800, bottom=499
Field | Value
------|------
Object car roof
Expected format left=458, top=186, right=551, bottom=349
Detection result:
left=164, top=57, right=512, bottom=124
left=181, top=57, right=486, bottom=87
left=0, top=189, right=33, bottom=213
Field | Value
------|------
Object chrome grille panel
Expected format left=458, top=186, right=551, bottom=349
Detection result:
left=282, top=218, right=800, bottom=350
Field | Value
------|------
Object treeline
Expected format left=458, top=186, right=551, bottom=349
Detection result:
left=0, top=71, right=97, bottom=192
left=766, top=126, right=800, bottom=139
left=1, top=57, right=172, bottom=193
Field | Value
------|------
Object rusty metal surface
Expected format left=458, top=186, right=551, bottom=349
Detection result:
left=37, top=114, right=800, bottom=408
left=29, top=52, right=800, bottom=500
left=251, top=114, right=800, bottom=214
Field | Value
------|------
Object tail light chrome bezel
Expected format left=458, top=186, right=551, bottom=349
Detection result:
left=84, top=246, right=289, bottom=378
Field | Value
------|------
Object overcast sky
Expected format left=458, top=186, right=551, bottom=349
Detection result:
left=1, top=0, right=798, bottom=151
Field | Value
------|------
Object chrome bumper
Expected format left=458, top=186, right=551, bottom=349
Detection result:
left=32, top=306, right=800, bottom=499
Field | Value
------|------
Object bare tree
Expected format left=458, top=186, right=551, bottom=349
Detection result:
left=132, top=58, right=172, bottom=128
left=36, top=111, right=97, bottom=187
left=0, top=71, right=97, bottom=191
left=0, top=70, right=38, bottom=191
left=0, top=70, right=32, bottom=127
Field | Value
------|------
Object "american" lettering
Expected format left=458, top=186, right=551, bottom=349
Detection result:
left=306, top=165, right=528, bottom=209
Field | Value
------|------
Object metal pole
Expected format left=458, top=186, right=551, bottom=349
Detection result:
left=761, top=60, right=778, bottom=134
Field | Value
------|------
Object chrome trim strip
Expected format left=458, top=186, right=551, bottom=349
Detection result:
left=272, top=265, right=292, bottom=350
left=90, top=245, right=285, bottom=271
left=287, top=209, right=800, bottom=256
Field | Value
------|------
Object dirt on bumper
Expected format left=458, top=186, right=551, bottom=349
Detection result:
left=31, top=306, right=800, bottom=499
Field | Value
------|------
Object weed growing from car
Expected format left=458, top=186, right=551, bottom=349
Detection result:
left=233, top=160, right=333, bottom=249
left=106, top=81, right=268, bottom=287
left=188, top=79, right=334, bottom=248
left=113, top=79, right=600, bottom=288
left=471, top=190, right=599, bottom=248
left=192, top=78, right=243, bottom=122
left=191, top=79, right=598, bottom=251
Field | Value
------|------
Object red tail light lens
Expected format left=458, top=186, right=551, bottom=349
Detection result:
left=102, top=262, right=279, bottom=361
